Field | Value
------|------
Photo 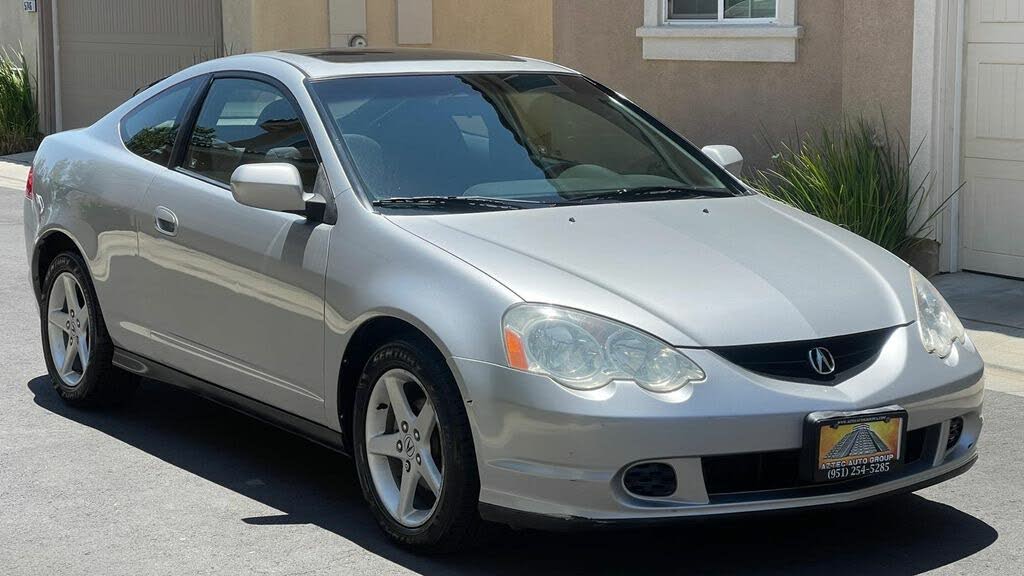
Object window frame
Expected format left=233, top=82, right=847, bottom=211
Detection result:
left=664, top=0, right=777, bottom=25
left=170, top=71, right=325, bottom=192
left=118, top=76, right=204, bottom=168
left=586, top=76, right=750, bottom=197
left=637, top=0, right=801, bottom=63
left=305, top=72, right=751, bottom=212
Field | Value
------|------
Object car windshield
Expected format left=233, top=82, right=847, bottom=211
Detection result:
left=310, top=73, right=740, bottom=211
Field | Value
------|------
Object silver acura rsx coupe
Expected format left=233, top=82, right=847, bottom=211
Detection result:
left=23, top=49, right=983, bottom=552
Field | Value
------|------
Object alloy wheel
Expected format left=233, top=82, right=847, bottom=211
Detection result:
left=364, top=368, right=444, bottom=528
left=47, top=272, right=91, bottom=387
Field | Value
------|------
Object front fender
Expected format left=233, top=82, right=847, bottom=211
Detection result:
left=322, top=193, right=522, bottom=432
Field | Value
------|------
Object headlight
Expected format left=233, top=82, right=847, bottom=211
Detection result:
left=910, top=268, right=966, bottom=358
left=502, top=304, right=705, bottom=392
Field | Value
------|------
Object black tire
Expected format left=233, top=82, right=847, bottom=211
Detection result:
left=39, top=252, right=138, bottom=407
left=353, top=336, right=483, bottom=553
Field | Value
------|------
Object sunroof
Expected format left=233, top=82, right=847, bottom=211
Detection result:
left=284, top=48, right=523, bottom=63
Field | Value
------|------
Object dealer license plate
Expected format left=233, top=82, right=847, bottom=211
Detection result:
left=803, top=406, right=907, bottom=483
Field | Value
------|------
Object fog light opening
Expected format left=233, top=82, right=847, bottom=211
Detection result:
left=623, top=462, right=677, bottom=498
left=946, top=417, right=964, bottom=451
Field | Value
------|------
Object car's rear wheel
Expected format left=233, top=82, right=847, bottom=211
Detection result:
left=353, top=337, right=482, bottom=553
left=40, top=252, right=137, bottom=406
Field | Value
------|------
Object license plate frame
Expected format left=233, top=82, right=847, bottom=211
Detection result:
left=801, top=405, right=908, bottom=483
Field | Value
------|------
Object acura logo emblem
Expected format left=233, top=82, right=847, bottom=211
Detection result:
left=808, top=347, right=836, bottom=375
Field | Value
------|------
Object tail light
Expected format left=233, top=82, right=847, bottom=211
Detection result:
left=25, top=166, right=34, bottom=200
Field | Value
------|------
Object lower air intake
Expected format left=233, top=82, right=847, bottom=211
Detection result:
left=947, top=417, right=964, bottom=450
left=623, top=462, right=677, bottom=498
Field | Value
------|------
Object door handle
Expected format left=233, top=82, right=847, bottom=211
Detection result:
left=154, top=206, right=178, bottom=237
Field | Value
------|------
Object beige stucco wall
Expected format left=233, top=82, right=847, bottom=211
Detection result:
left=366, top=0, right=397, bottom=45
left=841, top=0, right=915, bottom=141
left=367, top=0, right=554, bottom=60
left=222, top=0, right=330, bottom=53
left=252, top=0, right=329, bottom=51
left=554, top=0, right=914, bottom=170
left=221, top=0, right=254, bottom=54
left=0, top=3, right=41, bottom=94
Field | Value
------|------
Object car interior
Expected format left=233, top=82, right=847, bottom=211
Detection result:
left=324, top=74, right=724, bottom=202
left=184, top=81, right=319, bottom=192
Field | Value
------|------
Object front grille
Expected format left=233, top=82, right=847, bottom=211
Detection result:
left=623, top=462, right=677, bottom=498
left=709, top=327, right=898, bottom=384
left=702, top=425, right=933, bottom=497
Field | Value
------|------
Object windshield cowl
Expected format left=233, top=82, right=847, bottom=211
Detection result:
left=372, top=189, right=739, bottom=214
left=372, top=196, right=549, bottom=213
left=565, top=186, right=735, bottom=203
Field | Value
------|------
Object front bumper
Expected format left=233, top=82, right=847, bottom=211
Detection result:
left=478, top=454, right=979, bottom=531
left=452, top=325, right=984, bottom=525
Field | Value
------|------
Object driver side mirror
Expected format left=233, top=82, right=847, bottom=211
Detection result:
left=229, top=163, right=306, bottom=212
left=701, top=145, right=744, bottom=178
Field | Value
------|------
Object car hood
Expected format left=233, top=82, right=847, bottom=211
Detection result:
left=387, top=195, right=916, bottom=347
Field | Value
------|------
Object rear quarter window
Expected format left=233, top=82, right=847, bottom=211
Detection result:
left=120, top=77, right=201, bottom=166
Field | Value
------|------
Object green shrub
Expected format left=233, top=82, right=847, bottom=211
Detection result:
left=0, top=47, right=40, bottom=155
left=750, top=116, right=953, bottom=254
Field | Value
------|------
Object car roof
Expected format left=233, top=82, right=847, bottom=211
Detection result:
left=253, top=48, right=577, bottom=79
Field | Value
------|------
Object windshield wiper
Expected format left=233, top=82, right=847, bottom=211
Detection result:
left=567, top=186, right=735, bottom=203
left=372, top=196, right=547, bottom=211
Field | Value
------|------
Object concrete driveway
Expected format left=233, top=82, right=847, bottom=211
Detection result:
left=2, top=158, right=1022, bottom=575
left=933, top=272, right=1024, bottom=397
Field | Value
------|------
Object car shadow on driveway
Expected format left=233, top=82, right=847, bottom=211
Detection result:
left=28, top=376, right=997, bottom=575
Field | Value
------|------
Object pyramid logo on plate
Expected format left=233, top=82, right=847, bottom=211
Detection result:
left=824, top=423, right=891, bottom=459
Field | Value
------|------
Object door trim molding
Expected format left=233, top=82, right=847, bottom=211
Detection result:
left=51, top=0, right=62, bottom=132
left=950, top=0, right=964, bottom=273
left=910, top=0, right=965, bottom=273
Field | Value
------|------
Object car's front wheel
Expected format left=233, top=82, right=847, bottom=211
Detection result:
left=40, top=252, right=137, bottom=406
left=353, top=336, right=482, bottom=553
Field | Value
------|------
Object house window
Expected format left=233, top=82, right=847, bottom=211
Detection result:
left=667, top=0, right=777, bottom=21
left=637, top=0, right=801, bottom=62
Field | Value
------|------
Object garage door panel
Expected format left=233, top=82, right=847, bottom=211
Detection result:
left=972, top=0, right=1024, bottom=42
left=963, top=161, right=1024, bottom=256
left=962, top=250, right=1024, bottom=277
left=60, top=0, right=221, bottom=45
left=62, top=32, right=221, bottom=47
left=58, top=0, right=222, bottom=129
left=962, top=12, right=1024, bottom=277
left=978, top=0, right=1024, bottom=22
left=61, top=42, right=219, bottom=94
left=964, top=44, right=1024, bottom=161
left=59, top=89, right=124, bottom=136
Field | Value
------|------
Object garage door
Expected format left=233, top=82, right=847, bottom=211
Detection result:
left=57, top=0, right=222, bottom=130
left=961, top=1, right=1024, bottom=278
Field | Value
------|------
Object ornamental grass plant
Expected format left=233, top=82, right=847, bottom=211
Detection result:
left=750, top=116, right=956, bottom=255
left=0, top=47, right=40, bottom=156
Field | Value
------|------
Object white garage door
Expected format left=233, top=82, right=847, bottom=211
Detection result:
left=961, top=1, right=1024, bottom=278
left=57, top=0, right=222, bottom=130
